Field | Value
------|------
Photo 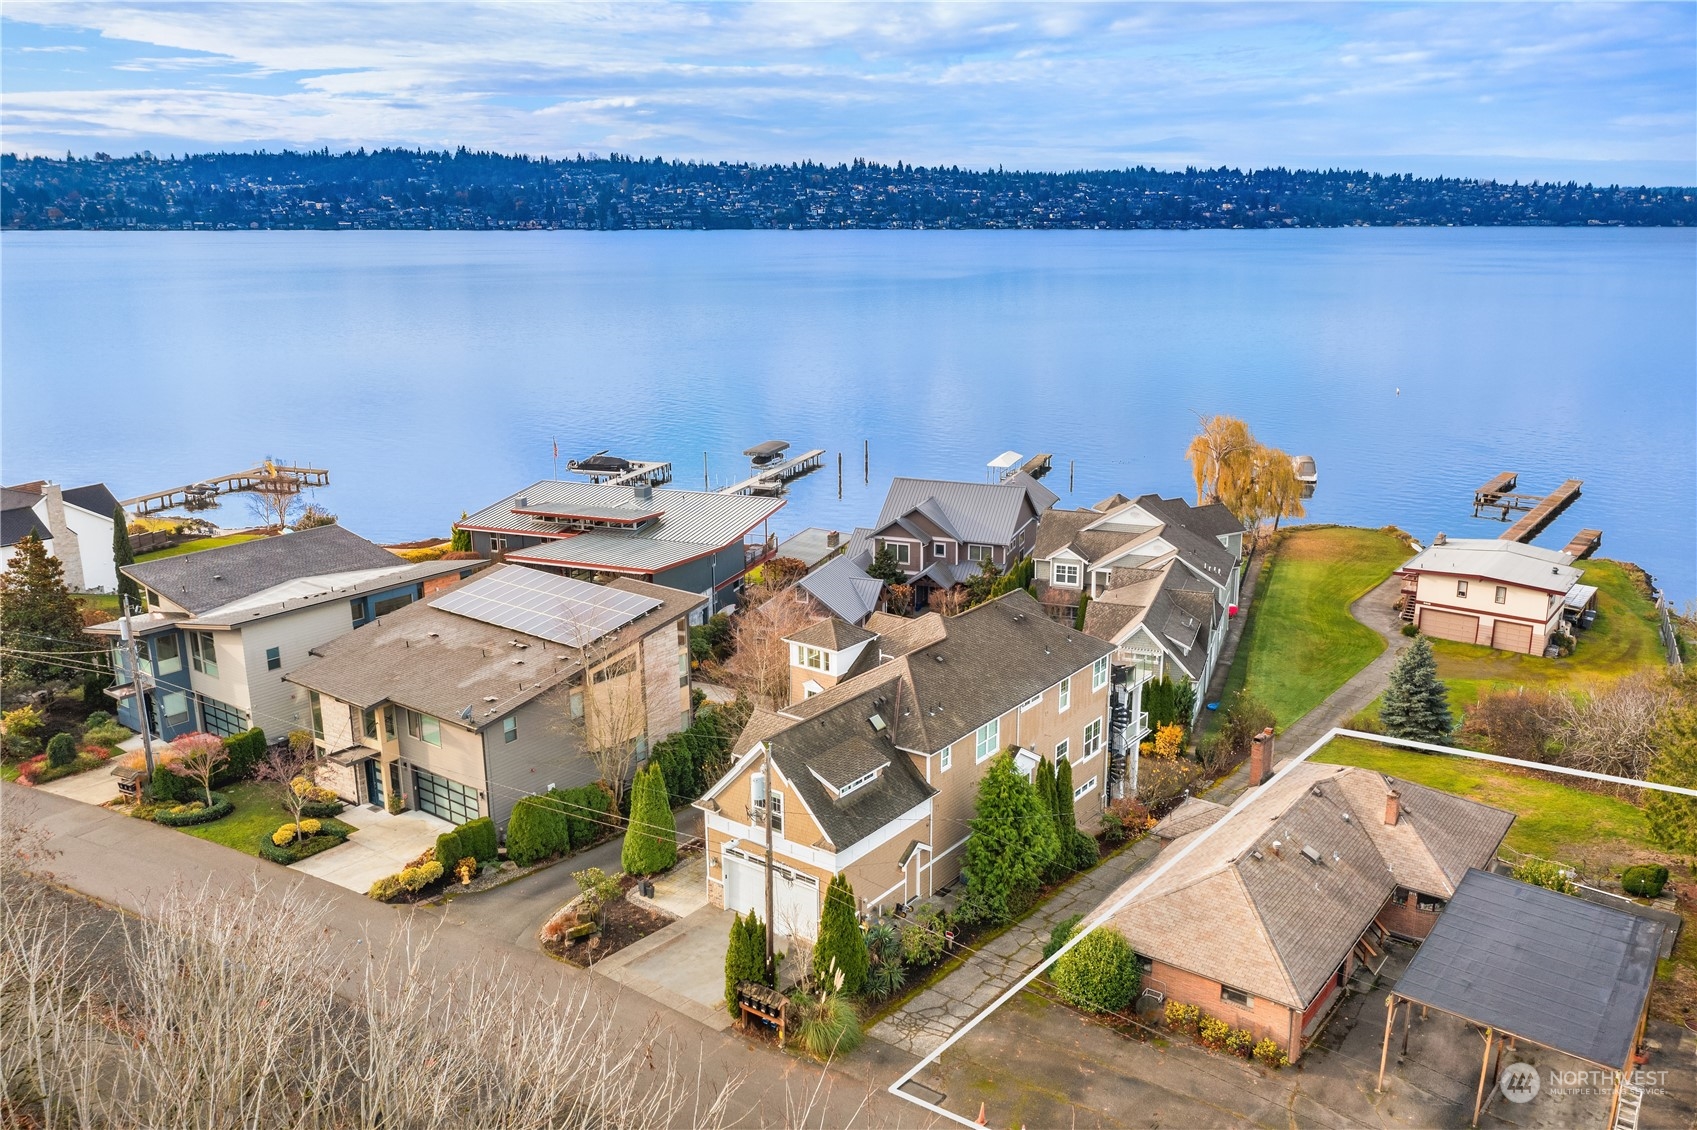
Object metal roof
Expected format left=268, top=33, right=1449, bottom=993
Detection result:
left=1394, top=868, right=1661, bottom=1070
left=1401, top=538, right=1581, bottom=593
left=796, top=555, right=886, bottom=625
left=873, top=475, right=1056, bottom=547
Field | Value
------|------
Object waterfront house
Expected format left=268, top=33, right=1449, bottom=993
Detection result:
left=1397, top=535, right=1584, bottom=655
left=1105, top=756, right=1513, bottom=1061
left=284, top=564, right=701, bottom=826
left=1, top=480, right=122, bottom=592
left=793, top=554, right=887, bottom=626
left=695, top=589, right=1114, bottom=938
left=843, top=474, right=1058, bottom=607
left=87, top=526, right=475, bottom=742
left=457, top=480, right=784, bottom=621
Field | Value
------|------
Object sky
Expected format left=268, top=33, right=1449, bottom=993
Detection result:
left=2, top=2, right=1693, bottom=185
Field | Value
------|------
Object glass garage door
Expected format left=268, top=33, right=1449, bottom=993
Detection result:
left=412, top=767, right=479, bottom=825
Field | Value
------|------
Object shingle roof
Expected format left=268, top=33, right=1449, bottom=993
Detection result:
left=795, top=555, right=886, bottom=625
left=285, top=566, right=702, bottom=728
left=1394, top=869, right=1661, bottom=1071
left=1106, top=763, right=1513, bottom=1009
left=874, top=476, right=1053, bottom=548
left=125, top=526, right=407, bottom=614
left=0, top=501, right=46, bottom=548
left=1133, top=494, right=1244, bottom=542
left=61, top=484, right=121, bottom=520
left=463, top=480, right=783, bottom=574
left=788, top=616, right=876, bottom=651
left=1400, top=538, right=1580, bottom=594
left=1152, top=797, right=1228, bottom=840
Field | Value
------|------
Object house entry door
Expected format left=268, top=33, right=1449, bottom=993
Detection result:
left=364, top=759, right=384, bottom=808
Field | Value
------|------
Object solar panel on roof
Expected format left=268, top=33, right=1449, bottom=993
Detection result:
left=430, top=568, right=663, bottom=647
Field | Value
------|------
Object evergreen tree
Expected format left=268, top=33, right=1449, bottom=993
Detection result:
left=1034, top=757, right=1063, bottom=882
left=959, top=751, right=1059, bottom=924
left=450, top=512, right=472, bottom=553
left=724, top=910, right=771, bottom=1015
left=812, top=873, right=869, bottom=996
left=1379, top=636, right=1452, bottom=743
left=46, top=732, right=77, bottom=768
left=620, top=763, right=677, bottom=875
left=1647, top=707, right=1697, bottom=858
left=865, top=545, right=907, bottom=586
left=111, top=506, right=142, bottom=608
left=1055, top=756, right=1098, bottom=871
left=0, top=534, right=90, bottom=690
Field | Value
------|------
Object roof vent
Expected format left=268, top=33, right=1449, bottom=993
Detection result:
left=868, top=713, right=886, bottom=731
left=1250, top=850, right=1264, bottom=860
left=517, top=496, right=528, bottom=508
left=483, top=695, right=499, bottom=702
left=511, top=658, right=525, bottom=665
left=1341, top=812, right=1352, bottom=823
left=428, top=631, right=440, bottom=638
left=934, top=654, right=944, bottom=663
left=212, top=574, right=222, bottom=581
left=1434, top=532, right=1447, bottom=545
left=1300, top=845, right=1323, bottom=865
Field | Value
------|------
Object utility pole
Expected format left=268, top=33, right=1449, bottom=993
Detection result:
left=119, top=597, right=157, bottom=790
left=762, top=738, right=776, bottom=973
left=863, top=439, right=869, bottom=485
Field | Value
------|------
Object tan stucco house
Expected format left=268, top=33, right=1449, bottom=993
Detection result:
left=1398, top=535, right=1586, bottom=655
left=695, top=589, right=1115, bottom=939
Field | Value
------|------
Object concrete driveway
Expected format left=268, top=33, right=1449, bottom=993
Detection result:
left=292, top=805, right=454, bottom=892
left=593, top=904, right=738, bottom=1031
left=35, top=765, right=126, bottom=807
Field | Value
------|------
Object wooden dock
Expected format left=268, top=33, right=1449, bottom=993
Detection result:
left=1015, top=453, right=1053, bottom=481
left=121, top=463, right=330, bottom=516
left=600, top=461, right=673, bottom=487
left=718, top=448, right=825, bottom=496
left=1561, top=528, right=1602, bottom=559
left=1499, top=479, right=1583, bottom=543
left=1473, top=472, right=1518, bottom=510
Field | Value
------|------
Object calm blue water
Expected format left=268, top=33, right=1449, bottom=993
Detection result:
left=3, top=230, right=1693, bottom=599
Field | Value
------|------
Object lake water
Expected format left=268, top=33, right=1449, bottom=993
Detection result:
left=3, top=229, right=1693, bottom=600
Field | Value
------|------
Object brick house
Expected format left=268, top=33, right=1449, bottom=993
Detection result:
left=1106, top=757, right=1513, bottom=1060
left=695, top=589, right=1115, bottom=939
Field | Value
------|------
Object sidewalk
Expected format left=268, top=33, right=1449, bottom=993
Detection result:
left=869, top=836, right=1162, bottom=1057
left=3, top=784, right=914, bottom=1127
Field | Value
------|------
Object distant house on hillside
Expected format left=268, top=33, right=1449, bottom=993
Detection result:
left=1397, top=535, right=1587, bottom=655
left=844, top=473, right=1058, bottom=608
left=1, top=480, right=122, bottom=592
left=285, top=564, right=700, bottom=827
left=457, top=480, right=784, bottom=621
left=1105, top=760, right=1514, bottom=1062
left=87, top=525, right=477, bottom=742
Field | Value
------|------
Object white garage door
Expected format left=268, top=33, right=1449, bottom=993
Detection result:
left=723, top=847, right=820, bottom=940
left=1491, top=620, right=1534, bottom=654
left=1420, top=608, right=1480, bottom=645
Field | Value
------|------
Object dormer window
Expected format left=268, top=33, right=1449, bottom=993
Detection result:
left=1052, top=562, right=1081, bottom=587
left=800, top=646, right=830, bottom=672
left=837, top=768, right=881, bottom=797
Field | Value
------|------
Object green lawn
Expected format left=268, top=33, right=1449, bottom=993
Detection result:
left=135, top=534, right=263, bottom=562
left=178, top=780, right=353, bottom=856
left=1220, top=526, right=1412, bottom=731
left=1429, top=558, right=1666, bottom=712
left=1315, top=736, right=1648, bottom=869
left=75, top=592, right=122, bottom=618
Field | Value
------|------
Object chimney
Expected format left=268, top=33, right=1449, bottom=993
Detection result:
left=1434, top=532, right=1447, bottom=546
left=1248, top=727, right=1273, bottom=788
left=827, top=530, right=841, bottom=548
left=1384, top=790, right=1400, bottom=826
left=37, top=483, right=86, bottom=591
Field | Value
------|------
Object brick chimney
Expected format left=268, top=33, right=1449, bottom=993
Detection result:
left=1384, top=790, right=1400, bottom=826
left=1248, top=727, right=1274, bottom=788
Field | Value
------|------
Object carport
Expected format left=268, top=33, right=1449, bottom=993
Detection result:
left=1375, top=868, right=1662, bottom=1127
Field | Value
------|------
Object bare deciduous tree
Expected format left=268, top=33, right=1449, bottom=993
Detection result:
left=254, top=738, right=321, bottom=842
left=723, top=587, right=820, bottom=710
left=1547, top=673, right=1671, bottom=782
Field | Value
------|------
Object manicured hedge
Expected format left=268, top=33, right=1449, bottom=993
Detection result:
left=506, top=796, right=571, bottom=866
left=214, top=727, right=269, bottom=785
left=150, top=764, right=194, bottom=803
left=1623, top=864, right=1670, bottom=898
left=259, top=829, right=348, bottom=865
left=299, top=799, right=346, bottom=819
left=554, top=784, right=612, bottom=849
left=460, top=816, right=498, bottom=863
left=154, top=793, right=235, bottom=827
left=1052, top=927, right=1140, bottom=1013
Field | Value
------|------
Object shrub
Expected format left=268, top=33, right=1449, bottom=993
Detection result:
left=83, top=722, right=132, bottom=749
left=506, top=795, right=572, bottom=866
left=1225, top=1028, right=1255, bottom=1057
left=1512, top=857, right=1578, bottom=895
left=83, top=710, right=112, bottom=729
left=1197, top=1015, right=1231, bottom=1050
left=725, top=910, right=771, bottom=1015
left=572, top=867, right=623, bottom=925
left=298, top=818, right=322, bottom=835
left=150, top=764, right=194, bottom=803
left=1051, top=927, right=1140, bottom=1013
left=154, top=792, right=234, bottom=826
left=899, top=903, right=950, bottom=967
left=621, top=764, right=677, bottom=876
left=399, top=860, right=445, bottom=892
left=455, top=856, right=478, bottom=885
left=864, top=922, right=906, bottom=1000
left=812, top=874, right=869, bottom=997
left=435, top=827, right=467, bottom=871
left=1622, top=864, right=1670, bottom=898
left=272, top=825, right=302, bottom=847
left=46, top=733, right=78, bottom=768
left=259, top=826, right=348, bottom=864
left=1400, top=622, right=1420, bottom=638
left=458, top=816, right=498, bottom=864
left=368, top=875, right=404, bottom=901
left=1253, top=1038, right=1288, bottom=1068
left=219, top=727, right=267, bottom=780
left=385, top=793, right=404, bottom=815
left=300, top=799, right=345, bottom=819
left=1164, top=1000, right=1200, bottom=1035
left=291, top=776, right=339, bottom=803
left=1043, top=914, right=1083, bottom=961
left=792, top=961, right=864, bottom=1060
left=958, top=751, right=1058, bottom=925
left=551, top=784, right=614, bottom=848
left=1152, top=724, right=1185, bottom=759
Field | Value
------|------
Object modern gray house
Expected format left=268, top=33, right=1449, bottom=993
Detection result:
left=458, top=480, right=786, bottom=621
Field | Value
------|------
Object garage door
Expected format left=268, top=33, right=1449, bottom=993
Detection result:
left=412, top=767, right=480, bottom=825
left=1491, top=620, right=1534, bottom=654
left=723, top=847, right=820, bottom=940
left=1420, top=608, right=1479, bottom=645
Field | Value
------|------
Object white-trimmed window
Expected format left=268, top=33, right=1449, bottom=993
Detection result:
left=967, top=544, right=994, bottom=562
left=940, top=745, right=952, bottom=772
left=189, top=630, right=218, bottom=677
left=1055, top=738, right=1070, bottom=763
left=885, top=541, right=911, bottom=565
left=1220, top=985, right=1253, bottom=1008
left=838, top=768, right=880, bottom=797
left=1494, top=586, right=1508, bottom=605
left=1456, top=579, right=1469, bottom=598
left=933, top=541, right=947, bottom=558
left=751, top=771, right=784, bottom=835
left=1058, top=676, right=1071, bottom=712
left=1019, top=692, right=1042, bottom=712
left=1073, top=775, right=1097, bottom=801
left=799, top=645, right=830, bottom=672
left=974, top=718, right=1000, bottom=762
left=1092, top=655, right=1110, bottom=691
left=1082, top=718, right=1104, bottom=760
left=1052, top=562, right=1080, bottom=587
left=489, top=535, right=508, bottom=553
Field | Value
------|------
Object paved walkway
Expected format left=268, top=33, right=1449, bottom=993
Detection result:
left=1199, top=548, right=1268, bottom=710
left=869, top=836, right=1162, bottom=1057
left=292, top=804, right=453, bottom=892
left=35, top=763, right=125, bottom=806
left=3, top=784, right=913, bottom=1127
left=1277, top=574, right=1408, bottom=754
